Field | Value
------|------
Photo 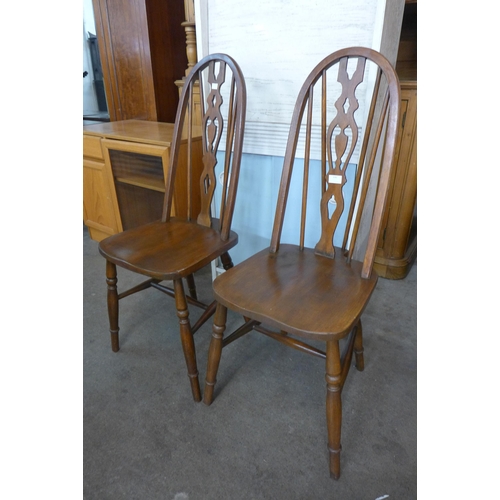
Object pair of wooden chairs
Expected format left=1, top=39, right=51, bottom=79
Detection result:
left=97, top=48, right=400, bottom=478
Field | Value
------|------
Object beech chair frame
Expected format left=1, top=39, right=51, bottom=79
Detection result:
left=98, top=53, right=247, bottom=402
left=203, top=47, right=400, bottom=478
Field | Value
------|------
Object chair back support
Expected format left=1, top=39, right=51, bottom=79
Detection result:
left=162, top=54, right=247, bottom=241
left=270, top=47, right=400, bottom=278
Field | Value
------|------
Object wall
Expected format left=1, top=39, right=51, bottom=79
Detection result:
left=195, top=0, right=404, bottom=266
left=83, top=0, right=98, bottom=115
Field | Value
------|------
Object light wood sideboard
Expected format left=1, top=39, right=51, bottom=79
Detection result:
left=83, top=119, right=202, bottom=242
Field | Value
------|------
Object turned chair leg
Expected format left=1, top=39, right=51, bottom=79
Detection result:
left=354, top=320, right=365, bottom=372
left=174, top=279, right=201, bottom=402
left=105, top=260, right=120, bottom=352
left=185, top=273, right=198, bottom=301
left=326, top=340, right=343, bottom=480
left=203, top=303, right=227, bottom=405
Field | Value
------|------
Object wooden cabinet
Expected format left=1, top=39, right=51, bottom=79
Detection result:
left=91, top=0, right=187, bottom=122
left=373, top=0, right=417, bottom=279
left=83, top=120, right=202, bottom=242
left=373, top=81, right=417, bottom=279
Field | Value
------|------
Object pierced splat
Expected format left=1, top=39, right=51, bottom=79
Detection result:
left=315, top=57, right=366, bottom=258
left=197, top=61, right=227, bottom=227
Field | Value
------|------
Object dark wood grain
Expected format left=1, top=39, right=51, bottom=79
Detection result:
left=99, top=218, right=238, bottom=280
left=211, top=245, right=378, bottom=341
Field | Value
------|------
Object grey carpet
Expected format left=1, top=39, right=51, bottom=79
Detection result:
left=83, top=225, right=417, bottom=499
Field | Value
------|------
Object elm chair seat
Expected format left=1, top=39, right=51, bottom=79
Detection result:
left=99, top=219, right=238, bottom=281
left=213, top=245, right=378, bottom=340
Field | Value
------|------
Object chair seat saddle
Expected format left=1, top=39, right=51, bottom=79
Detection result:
left=213, top=244, right=378, bottom=341
left=99, top=218, right=238, bottom=281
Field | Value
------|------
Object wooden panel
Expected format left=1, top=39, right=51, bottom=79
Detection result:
left=91, top=0, right=187, bottom=122
left=93, top=0, right=156, bottom=121
left=83, top=120, right=176, bottom=146
left=83, top=135, right=104, bottom=160
left=374, top=82, right=417, bottom=279
left=387, top=85, right=417, bottom=258
left=101, top=138, right=170, bottom=158
left=145, top=0, right=187, bottom=122
left=83, top=159, right=120, bottom=239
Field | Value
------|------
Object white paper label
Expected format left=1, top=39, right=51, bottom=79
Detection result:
left=328, top=174, right=342, bottom=184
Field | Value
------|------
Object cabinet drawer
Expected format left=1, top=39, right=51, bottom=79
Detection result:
left=83, top=135, right=104, bottom=160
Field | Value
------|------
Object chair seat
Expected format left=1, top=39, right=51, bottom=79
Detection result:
left=99, top=218, right=238, bottom=281
left=213, top=244, right=378, bottom=341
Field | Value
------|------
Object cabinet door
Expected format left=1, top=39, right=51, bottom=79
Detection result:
left=374, top=82, right=417, bottom=279
left=390, top=85, right=417, bottom=257
left=83, top=135, right=121, bottom=241
left=101, top=139, right=172, bottom=231
left=83, top=158, right=121, bottom=241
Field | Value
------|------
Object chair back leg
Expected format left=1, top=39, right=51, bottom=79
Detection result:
left=185, top=274, right=198, bottom=301
left=105, top=260, right=120, bottom=352
left=354, top=320, right=365, bottom=372
left=220, top=251, right=234, bottom=271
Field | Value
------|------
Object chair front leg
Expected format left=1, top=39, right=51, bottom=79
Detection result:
left=326, top=340, right=343, bottom=479
left=203, top=302, right=227, bottom=405
left=105, top=260, right=120, bottom=352
left=174, top=279, right=201, bottom=402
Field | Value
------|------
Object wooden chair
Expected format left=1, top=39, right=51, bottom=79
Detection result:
left=98, top=54, right=247, bottom=402
left=203, top=47, right=400, bottom=478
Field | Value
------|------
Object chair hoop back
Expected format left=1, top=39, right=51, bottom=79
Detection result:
left=162, top=54, right=247, bottom=242
left=270, top=47, right=400, bottom=279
